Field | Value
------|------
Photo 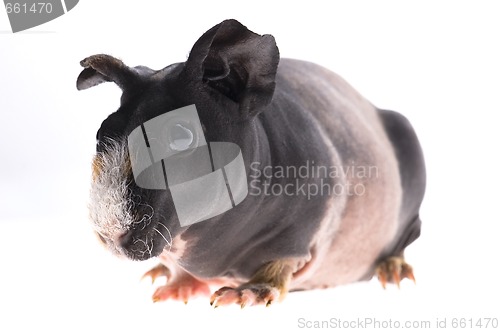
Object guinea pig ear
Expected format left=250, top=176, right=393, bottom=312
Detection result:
left=186, top=19, right=280, bottom=119
left=76, top=54, right=139, bottom=91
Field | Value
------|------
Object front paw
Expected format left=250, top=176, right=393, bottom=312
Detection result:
left=152, top=279, right=211, bottom=304
left=210, top=283, right=281, bottom=308
left=143, top=265, right=210, bottom=304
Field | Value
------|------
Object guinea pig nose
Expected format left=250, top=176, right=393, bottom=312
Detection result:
left=169, top=123, right=193, bottom=151
left=117, top=230, right=134, bottom=247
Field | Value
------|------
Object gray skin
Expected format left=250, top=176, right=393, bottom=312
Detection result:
left=79, top=19, right=425, bottom=292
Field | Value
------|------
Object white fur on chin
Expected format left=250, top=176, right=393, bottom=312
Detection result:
left=88, top=139, right=142, bottom=254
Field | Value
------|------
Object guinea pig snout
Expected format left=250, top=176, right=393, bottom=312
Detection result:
left=93, top=220, right=164, bottom=260
left=114, top=229, right=143, bottom=255
left=94, top=228, right=141, bottom=258
left=89, top=140, right=170, bottom=260
left=100, top=227, right=158, bottom=261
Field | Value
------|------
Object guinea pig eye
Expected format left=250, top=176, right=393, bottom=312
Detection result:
left=95, top=231, right=107, bottom=245
left=169, top=123, right=194, bottom=151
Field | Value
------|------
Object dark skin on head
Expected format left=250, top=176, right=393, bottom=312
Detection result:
left=78, top=19, right=426, bottom=307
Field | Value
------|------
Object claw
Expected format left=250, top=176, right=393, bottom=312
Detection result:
left=142, top=264, right=170, bottom=284
left=378, top=269, right=388, bottom=289
left=407, top=271, right=416, bottom=284
left=210, top=287, right=232, bottom=307
left=240, top=297, right=250, bottom=309
left=401, top=264, right=416, bottom=284
left=393, top=268, right=401, bottom=288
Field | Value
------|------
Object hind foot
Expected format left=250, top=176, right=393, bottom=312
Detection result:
left=376, top=256, right=415, bottom=289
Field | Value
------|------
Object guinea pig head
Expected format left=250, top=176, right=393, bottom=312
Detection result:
left=77, top=19, right=279, bottom=261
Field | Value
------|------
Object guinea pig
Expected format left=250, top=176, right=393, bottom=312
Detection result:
left=77, top=19, right=426, bottom=307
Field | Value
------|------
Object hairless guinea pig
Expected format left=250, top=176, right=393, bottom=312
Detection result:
left=77, top=19, right=426, bottom=307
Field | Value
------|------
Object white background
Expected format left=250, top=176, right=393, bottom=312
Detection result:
left=1, top=1, right=499, bottom=331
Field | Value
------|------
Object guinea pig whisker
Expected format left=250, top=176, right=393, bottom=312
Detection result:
left=147, top=235, right=153, bottom=257
left=135, top=201, right=155, bottom=231
left=138, top=212, right=153, bottom=230
left=155, top=222, right=173, bottom=248
left=153, top=227, right=171, bottom=247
